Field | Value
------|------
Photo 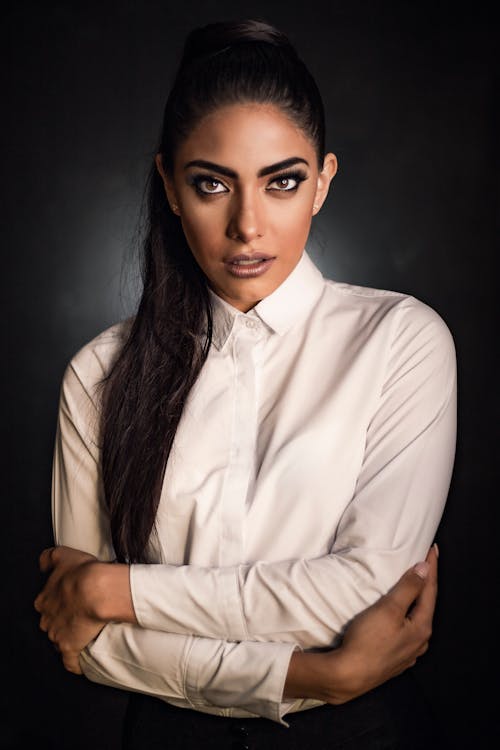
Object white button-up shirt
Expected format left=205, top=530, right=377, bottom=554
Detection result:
left=52, top=249, right=457, bottom=724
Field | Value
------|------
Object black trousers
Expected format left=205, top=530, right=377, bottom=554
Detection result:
left=121, top=670, right=443, bottom=749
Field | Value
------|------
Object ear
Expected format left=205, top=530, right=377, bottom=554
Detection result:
left=312, top=152, right=338, bottom=215
left=155, top=153, right=181, bottom=215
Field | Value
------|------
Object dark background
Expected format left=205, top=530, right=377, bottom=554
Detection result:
left=4, top=1, right=498, bottom=748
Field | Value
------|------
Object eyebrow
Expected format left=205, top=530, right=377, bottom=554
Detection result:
left=183, top=156, right=310, bottom=179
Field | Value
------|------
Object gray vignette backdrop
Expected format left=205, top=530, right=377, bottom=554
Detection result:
left=4, top=1, right=498, bottom=748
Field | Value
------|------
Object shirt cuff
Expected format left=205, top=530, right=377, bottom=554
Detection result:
left=184, top=637, right=300, bottom=725
left=79, top=622, right=191, bottom=700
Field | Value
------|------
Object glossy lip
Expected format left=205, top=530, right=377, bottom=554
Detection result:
left=224, top=256, right=276, bottom=278
left=224, top=252, right=276, bottom=262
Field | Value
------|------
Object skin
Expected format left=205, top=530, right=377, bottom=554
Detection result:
left=156, top=102, right=338, bottom=312
left=34, top=101, right=438, bottom=701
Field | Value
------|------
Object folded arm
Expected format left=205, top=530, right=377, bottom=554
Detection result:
left=42, top=298, right=456, bottom=720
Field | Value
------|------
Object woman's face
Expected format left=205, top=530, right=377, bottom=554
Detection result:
left=157, top=103, right=337, bottom=312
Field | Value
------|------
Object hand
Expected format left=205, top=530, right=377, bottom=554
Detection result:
left=34, top=546, right=106, bottom=675
left=283, top=544, right=438, bottom=703
left=325, top=544, right=438, bottom=703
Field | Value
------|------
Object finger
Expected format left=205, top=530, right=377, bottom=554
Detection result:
left=425, top=542, right=439, bottom=565
left=39, top=615, right=49, bottom=633
left=48, top=628, right=57, bottom=643
left=416, top=641, right=429, bottom=657
left=385, top=561, right=429, bottom=615
left=62, top=652, right=83, bottom=675
left=39, top=547, right=56, bottom=573
left=408, top=546, right=438, bottom=626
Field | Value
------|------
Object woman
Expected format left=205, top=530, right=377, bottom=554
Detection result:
left=35, top=18, right=456, bottom=749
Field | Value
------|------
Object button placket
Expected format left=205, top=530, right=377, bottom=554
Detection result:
left=218, top=325, right=259, bottom=566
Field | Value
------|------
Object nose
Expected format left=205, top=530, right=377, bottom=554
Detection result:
left=226, top=190, right=264, bottom=242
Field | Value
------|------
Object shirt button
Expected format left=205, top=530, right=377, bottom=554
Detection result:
left=230, top=725, right=249, bottom=738
left=245, top=319, right=256, bottom=329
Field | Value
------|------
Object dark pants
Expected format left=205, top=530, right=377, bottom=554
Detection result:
left=122, top=670, right=442, bottom=749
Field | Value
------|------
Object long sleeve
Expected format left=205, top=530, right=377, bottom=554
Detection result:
left=130, top=299, right=457, bottom=649
left=52, top=353, right=299, bottom=723
left=50, top=253, right=458, bottom=722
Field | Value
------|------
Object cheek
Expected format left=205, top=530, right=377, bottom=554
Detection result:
left=274, top=204, right=312, bottom=244
left=180, top=214, right=224, bottom=266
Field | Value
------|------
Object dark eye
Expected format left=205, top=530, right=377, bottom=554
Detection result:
left=270, top=176, right=298, bottom=191
left=191, top=176, right=228, bottom=195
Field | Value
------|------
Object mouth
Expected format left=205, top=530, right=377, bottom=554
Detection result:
left=229, top=258, right=270, bottom=266
left=223, top=254, right=276, bottom=278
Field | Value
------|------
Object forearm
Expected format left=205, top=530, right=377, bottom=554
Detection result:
left=53, top=559, right=345, bottom=719
left=49, top=553, right=437, bottom=721
left=79, top=622, right=302, bottom=723
left=127, top=492, right=445, bottom=649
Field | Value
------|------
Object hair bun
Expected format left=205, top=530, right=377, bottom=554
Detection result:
left=179, top=18, right=295, bottom=68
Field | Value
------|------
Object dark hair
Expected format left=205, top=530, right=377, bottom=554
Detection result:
left=99, top=18, right=327, bottom=563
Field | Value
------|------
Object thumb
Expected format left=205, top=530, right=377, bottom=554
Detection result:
left=386, top=561, right=429, bottom=615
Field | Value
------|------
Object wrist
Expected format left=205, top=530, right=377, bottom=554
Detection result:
left=83, top=562, right=137, bottom=624
left=283, top=650, right=338, bottom=703
left=320, top=648, right=360, bottom=705
left=283, top=648, right=358, bottom=705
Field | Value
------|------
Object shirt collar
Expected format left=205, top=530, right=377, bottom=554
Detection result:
left=207, top=249, right=325, bottom=351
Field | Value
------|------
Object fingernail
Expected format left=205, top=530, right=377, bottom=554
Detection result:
left=433, top=542, right=439, bottom=558
left=414, top=561, right=430, bottom=579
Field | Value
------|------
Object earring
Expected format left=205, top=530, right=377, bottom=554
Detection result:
left=313, top=203, right=319, bottom=212
left=171, top=203, right=179, bottom=214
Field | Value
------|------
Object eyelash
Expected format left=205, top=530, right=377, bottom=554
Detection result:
left=268, top=170, right=309, bottom=193
left=189, top=170, right=309, bottom=197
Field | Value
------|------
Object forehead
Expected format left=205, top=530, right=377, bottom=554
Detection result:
left=174, top=102, right=315, bottom=169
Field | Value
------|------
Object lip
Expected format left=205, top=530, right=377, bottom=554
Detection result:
left=224, top=252, right=276, bottom=262
left=223, top=254, right=276, bottom=278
